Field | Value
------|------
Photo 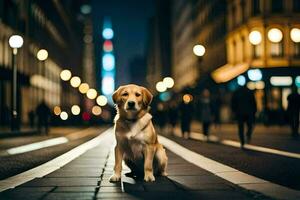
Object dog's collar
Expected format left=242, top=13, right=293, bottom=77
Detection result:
left=128, top=113, right=152, bottom=138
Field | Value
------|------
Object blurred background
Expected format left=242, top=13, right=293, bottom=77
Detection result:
left=0, top=0, right=300, bottom=131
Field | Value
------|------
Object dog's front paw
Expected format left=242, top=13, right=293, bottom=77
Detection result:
left=109, top=174, right=121, bottom=182
left=144, top=173, right=155, bottom=182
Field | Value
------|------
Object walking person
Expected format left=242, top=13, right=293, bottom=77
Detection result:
left=200, top=89, right=214, bottom=141
left=287, top=87, right=300, bottom=138
left=179, top=94, right=193, bottom=139
left=231, top=85, right=257, bottom=148
left=36, top=101, right=51, bottom=134
left=168, top=100, right=178, bottom=135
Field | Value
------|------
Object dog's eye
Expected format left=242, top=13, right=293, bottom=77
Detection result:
left=122, top=93, right=128, bottom=96
left=135, top=93, right=141, bottom=97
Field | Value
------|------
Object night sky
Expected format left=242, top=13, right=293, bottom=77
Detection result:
left=92, top=0, right=155, bottom=86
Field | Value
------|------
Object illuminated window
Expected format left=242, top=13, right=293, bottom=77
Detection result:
left=270, top=42, right=283, bottom=57
left=253, top=44, right=262, bottom=58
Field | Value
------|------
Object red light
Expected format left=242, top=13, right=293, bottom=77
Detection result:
left=82, top=112, right=91, bottom=121
left=103, top=40, right=113, bottom=52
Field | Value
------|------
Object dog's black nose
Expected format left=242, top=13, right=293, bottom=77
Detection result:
left=128, top=101, right=135, bottom=108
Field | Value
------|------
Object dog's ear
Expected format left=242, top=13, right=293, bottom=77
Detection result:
left=141, top=87, right=153, bottom=107
left=112, top=86, right=123, bottom=104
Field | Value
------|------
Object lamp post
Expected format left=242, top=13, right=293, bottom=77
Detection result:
left=36, top=49, right=48, bottom=100
left=8, top=35, right=24, bottom=131
left=193, top=44, right=206, bottom=76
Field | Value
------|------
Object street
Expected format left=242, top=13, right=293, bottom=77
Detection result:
left=0, top=125, right=300, bottom=199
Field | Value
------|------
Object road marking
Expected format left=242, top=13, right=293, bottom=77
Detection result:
left=7, top=137, right=69, bottom=155
left=189, top=131, right=300, bottom=159
left=0, top=128, right=113, bottom=192
left=158, top=135, right=300, bottom=200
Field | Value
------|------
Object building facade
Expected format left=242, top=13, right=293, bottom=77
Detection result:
left=0, top=0, right=88, bottom=126
left=212, top=0, right=300, bottom=122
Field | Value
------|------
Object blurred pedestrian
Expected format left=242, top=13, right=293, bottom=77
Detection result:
left=36, top=101, right=51, bottom=134
left=154, top=102, right=168, bottom=133
left=231, top=86, right=257, bottom=148
left=287, top=87, right=300, bottom=138
left=212, top=92, right=222, bottom=129
left=28, top=110, right=35, bottom=128
left=200, top=89, right=214, bottom=140
left=168, top=100, right=178, bottom=135
left=179, top=94, right=193, bottom=139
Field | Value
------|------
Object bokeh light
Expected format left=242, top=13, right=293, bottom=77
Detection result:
left=60, top=70, right=72, bottom=81
left=87, top=88, right=97, bottom=99
left=183, top=94, right=193, bottom=104
left=8, top=35, right=23, bottom=48
left=92, top=106, right=102, bottom=116
left=268, top=28, right=283, bottom=43
left=79, top=83, right=89, bottom=94
left=163, top=77, right=175, bottom=88
left=53, top=106, right=61, bottom=116
left=102, top=28, right=114, bottom=39
left=70, top=76, right=81, bottom=88
left=237, top=75, right=246, bottom=86
left=102, top=53, right=115, bottom=71
left=102, top=76, right=115, bottom=95
left=156, top=81, right=167, bottom=92
left=247, top=69, right=262, bottom=81
left=36, top=49, right=48, bottom=61
left=290, top=28, right=300, bottom=43
left=60, top=111, right=68, bottom=120
left=71, top=105, right=80, bottom=115
left=103, top=40, right=113, bottom=52
left=193, top=44, right=206, bottom=56
left=96, top=95, right=108, bottom=106
left=249, top=30, right=262, bottom=45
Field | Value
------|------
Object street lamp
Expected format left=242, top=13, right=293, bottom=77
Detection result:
left=8, top=35, right=24, bottom=131
left=249, top=30, right=262, bottom=45
left=36, top=49, right=48, bottom=100
left=290, top=28, right=300, bottom=43
left=267, top=28, right=283, bottom=43
left=193, top=44, right=206, bottom=76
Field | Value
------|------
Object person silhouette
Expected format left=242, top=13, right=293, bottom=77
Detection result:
left=179, top=95, right=193, bottom=139
left=287, top=87, right=300, bottom=138
left=231, top=85, right=257, bottom=148
left=36, top=101, right=51, bottom=134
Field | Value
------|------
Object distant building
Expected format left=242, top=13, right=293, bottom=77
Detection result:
left=146, top=0, right=172, bottom=93
left=213, top=0, right=300, bottom=120
left=171, top=0, right=227, bottom=91
left=0, top=0, right=89, bottom=126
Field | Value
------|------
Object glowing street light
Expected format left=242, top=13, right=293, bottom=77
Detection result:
left=60, top=111, right=68, bottom=120
left=193, top=44, right=206, bottom=57
left=249, top=30, right=262, bottom=45
left=8, top=35, right=24, bottom=131
left=92, top=106, right=102, bottom=116
left=36, top=49, right=48, bottom=61
left=268, top=28, right=283, bottom=43
left=163, top=77, right=174, bottom=88
left=60, top=70, right=72, bottom=81
left=96, top=95, right=108, bottom=106
left=70, top=76, right=81, bottom=88
left=290, top=28, right=300, bottom=43
left=71, top=105, right=81, bottom=115
left=79, top=83, right=89, bottom=94
left=53, top=106, right=61, bottom=115
left=87, top=88, right=97, bottom=99
left=156, top=81, right=167, bottom=93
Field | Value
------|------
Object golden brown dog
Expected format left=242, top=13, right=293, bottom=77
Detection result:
left=109, top=84, right=168, bottom=182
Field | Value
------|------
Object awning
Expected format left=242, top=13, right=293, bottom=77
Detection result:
left=211, top=63, right=250, bottom=83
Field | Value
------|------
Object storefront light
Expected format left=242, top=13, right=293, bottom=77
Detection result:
left=247, top=69, right=262, bottom=81
left=237, top=75, right=246, bottom=86
left=290, top=28, right=300, bottom=43
left=268, top=28, right=283, bottom=43
left=295, top=76, right=300, bottom=88
left=270, top=76, right=293, bottom=86
left=247, top=82, right=256, bottom=90
left=255, top=81, right=265, bottom=90
left=249, top=31, right=262, bottom=45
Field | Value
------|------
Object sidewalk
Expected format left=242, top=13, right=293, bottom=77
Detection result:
left=0, top=129, right=271, bottom=200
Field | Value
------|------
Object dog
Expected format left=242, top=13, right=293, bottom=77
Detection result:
left=109, top=84, right=168, bottom=182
